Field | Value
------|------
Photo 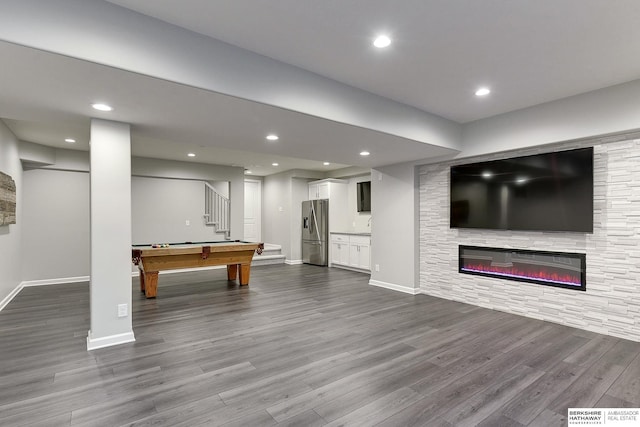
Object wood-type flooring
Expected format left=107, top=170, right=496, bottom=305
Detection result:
left=1, top=264, right=639, bottom=426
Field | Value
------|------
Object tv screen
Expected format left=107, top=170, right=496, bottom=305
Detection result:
left=357, top=181, right=371, bottom=212
left=450, top=147, right=593, bottom=232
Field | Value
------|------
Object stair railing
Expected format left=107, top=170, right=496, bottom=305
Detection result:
left=204, top=182, right=230, bottom=239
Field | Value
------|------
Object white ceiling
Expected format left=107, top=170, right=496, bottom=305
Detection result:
left=105, top=0, right=640, bottom=123
left=3, top=1, right=640, bottom=175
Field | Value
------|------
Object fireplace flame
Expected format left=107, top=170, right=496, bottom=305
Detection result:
left=461, top=262, right=582, bottom=286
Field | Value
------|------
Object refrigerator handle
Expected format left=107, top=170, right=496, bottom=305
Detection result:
left=303, top=217, right=309, bottom=229
left=310, top=202, right=321, bottom=242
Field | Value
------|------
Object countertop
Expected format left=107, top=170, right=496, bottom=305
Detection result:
left=330, top=231, right=371, bottom=236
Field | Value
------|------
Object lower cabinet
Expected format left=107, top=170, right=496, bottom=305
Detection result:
left=331, top=240, right=350, bottom=266
left=331, top=233, right=371, bottom=272
left=349, top=236, right=371, bottom=270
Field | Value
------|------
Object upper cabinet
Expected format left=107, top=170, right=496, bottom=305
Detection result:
left=308, top=179, right=348, bottom=232
left=308, top=179, right=345, bottom=201
left=309, top=181, right=326, bottom=200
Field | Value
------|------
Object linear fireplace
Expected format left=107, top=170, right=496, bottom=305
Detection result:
left=459, top=245, right=586, bottom=291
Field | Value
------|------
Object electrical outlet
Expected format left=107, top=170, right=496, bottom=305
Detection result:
left=117, top=304, right=128, bottom=318
left=375, top=264, right=380, bottom=272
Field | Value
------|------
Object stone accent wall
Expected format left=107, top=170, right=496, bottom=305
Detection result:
left=419, top=138, right=640, bottom=342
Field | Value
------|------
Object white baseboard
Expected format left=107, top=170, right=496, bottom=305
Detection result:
left=22, top=276, right=90, bottom=287
left=2, top=263, right=292, bottom=313
left=1, top=276, right=91, bottom=312
left=0, top=282, right=23, bottom=312
left=285, top=259, right=303, bottom=265
left=87, top=330, right=136, bottom=351
left=331, top=264, right=371, bottom=274
left=369, top=279, right=421, bottom=295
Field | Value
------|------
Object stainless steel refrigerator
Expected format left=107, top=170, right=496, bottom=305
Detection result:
left=302, top=199, right=328, bottom=266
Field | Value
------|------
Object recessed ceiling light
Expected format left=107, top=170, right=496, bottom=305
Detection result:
left=475, top=87, right=491, bottom=97
left=373, top=35, right=391, bottom=48
left=266, top=134, right=279, bottom=141
left=272, top=162, right=279, bottom=166
left=91, top=103, right=113, bottom=111
left=516, top=177, right=528, bottom=184
left=65, top=138, right=76, bottom=144
left=323, top=162, right=330, bottom=166
left=245, top=169, right=252, bottom=174
left=360, top=151, right=370, bottom=156
left=187, top=153, right=196, bottom=157
left=482, top=171, right=492, bottom=178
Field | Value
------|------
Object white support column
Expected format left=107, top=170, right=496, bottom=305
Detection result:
left=87, top=119, right=135, bottom=350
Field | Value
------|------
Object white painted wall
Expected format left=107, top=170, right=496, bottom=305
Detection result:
left=263, top=172, right=292, bottom=259
left=19, top=140, right=55, bottom=166
left=290, top=178, right=308, bottom=263
left=369, top=164, right=419, bottom=293
left=462, top=80, right=640, bottom=158
left=21, top=169, right=89, bottom=281
left=14, top=145, right=247, bottom=283
left=345, top=174, right=372, bottom=233
left=419, top=137, right=640, bottom=342
left=209, top=181, right=229, bottom=199
left=132, top=177, right=226, bottom=244
left=132, top=157, right=244, bottom=240
left=0, top=120, right=22, bottom=307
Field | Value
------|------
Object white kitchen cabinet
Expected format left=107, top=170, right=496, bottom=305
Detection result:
left=308, top=178, right=349, bottom=235
left=308, top=179, right=344, bottom=201
left=331, top=234, right=350, bottom=266
left=358, top=244, right=371, bottom=270
left=309, top=181, right=330, bottom=200
left=348, top=235, right=371, bottom=270
left=331, top=233, right=371, bottom=272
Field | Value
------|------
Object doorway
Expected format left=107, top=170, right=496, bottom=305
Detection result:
left=244, top=179, right=262, bottom=242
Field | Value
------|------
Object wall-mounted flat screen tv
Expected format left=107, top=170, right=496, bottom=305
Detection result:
left=357, top=181, right=371, bottom=212
left=450, top=147, right=593, bottom=232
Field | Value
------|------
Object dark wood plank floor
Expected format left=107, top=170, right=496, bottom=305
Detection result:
left=1, top=264, right=639, bottom=426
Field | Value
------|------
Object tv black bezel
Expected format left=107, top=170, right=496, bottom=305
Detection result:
left=357, top=181, right=371, bottom=212
left=449, top=147, right=594, bottom=233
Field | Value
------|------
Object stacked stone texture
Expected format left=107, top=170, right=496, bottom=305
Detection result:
left=0, top=171, right=16, bottom=226
left=419, top=138, right=640, bottom=342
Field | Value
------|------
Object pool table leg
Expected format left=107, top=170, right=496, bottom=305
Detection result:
left=143, top=271, right=158, bottom=298
left=238, top=263, right=251, bottom=285
left=227, top=264, right=238, bottom=281
left=227, top=264, right=250, bottom=285
left=138, top=267, right=146, bottom=293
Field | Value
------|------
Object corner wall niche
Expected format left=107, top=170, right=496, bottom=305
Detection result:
left=459, top=245, right=586, bottom=291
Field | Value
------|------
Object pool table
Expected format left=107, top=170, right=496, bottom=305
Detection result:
left=131, top=240, right=264, bottom=298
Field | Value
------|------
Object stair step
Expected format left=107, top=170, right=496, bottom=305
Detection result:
left=262, top=243, right=281, bottom=250
left=252, top=254, right=286, bottom=266
left=261, top=248, right=282, bottom=255
left=252, top=243, right=284, bottom=265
